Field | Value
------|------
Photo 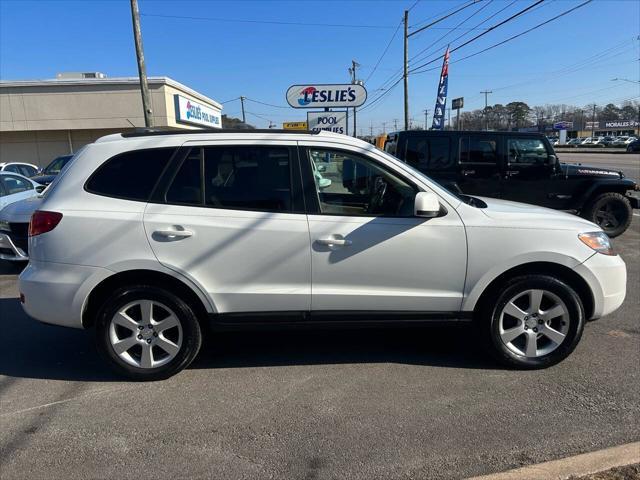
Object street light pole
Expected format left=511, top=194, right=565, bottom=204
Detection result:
left=130, top=0, right=153, bottom=127
left=240, top=96, right=246, bottom=124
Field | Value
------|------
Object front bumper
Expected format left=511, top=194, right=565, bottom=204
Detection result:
left=626, top=194, right=639, bottom=209
left=574, top=253, right=627, bottom=320
left=0, top=232, right=28, bottom=261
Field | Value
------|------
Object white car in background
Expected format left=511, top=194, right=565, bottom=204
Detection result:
left=0, top=171, right=44, bottom=210
left=0, top=195, right=42, bottom=261
left=0, top=162, right=40, bottom=178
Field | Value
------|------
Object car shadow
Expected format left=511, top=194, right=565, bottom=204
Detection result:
left=0, top=296, right=500, bottom=382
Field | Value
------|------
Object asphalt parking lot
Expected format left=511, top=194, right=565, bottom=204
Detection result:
left=0, top=212, right=638, bottom=479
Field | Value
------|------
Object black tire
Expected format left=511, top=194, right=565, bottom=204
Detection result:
left=581, top=192, right=632, bottom=238
left=95, top=285, right=202, bottom=381
left=481, top=275, right=585, bottom=369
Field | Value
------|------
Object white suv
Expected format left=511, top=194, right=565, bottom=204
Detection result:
left=19, top=130, right=627, bottom=380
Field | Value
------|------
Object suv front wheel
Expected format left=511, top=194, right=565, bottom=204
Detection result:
left=483, top=275, right=584, bottom=369
left=582, top=192, right=632, bottom=238
left=95, top=285, right=202, bottom=381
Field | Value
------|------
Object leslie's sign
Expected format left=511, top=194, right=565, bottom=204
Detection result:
left=286, top=84, right=367, bottom=108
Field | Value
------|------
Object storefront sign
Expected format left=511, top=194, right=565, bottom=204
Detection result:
left=282, top=121, right=308, bottom=130
left=603, top=120, right=639, bottom=128
left=174, top=95, right=222, bottom=128
left=307, top=111, right=348, bottom=134
left=287, top=84, right=367, bottom=108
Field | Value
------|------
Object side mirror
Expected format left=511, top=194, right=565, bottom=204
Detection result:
left=35, top=185, right=46, bottom=193
left=414, top=191, right=440, bottom=218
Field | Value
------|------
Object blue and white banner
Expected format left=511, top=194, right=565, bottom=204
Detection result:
left=431, top=47, right=450, bottom=131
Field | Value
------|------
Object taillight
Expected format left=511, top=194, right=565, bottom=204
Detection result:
left=29, top=210, right=63, bottom=237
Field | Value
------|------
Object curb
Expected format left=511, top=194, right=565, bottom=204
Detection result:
left=466, top=442, right=640, bottom=480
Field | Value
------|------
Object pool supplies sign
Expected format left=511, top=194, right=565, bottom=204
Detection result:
left=287, top=84, right=367, bottom=108
left=307, top=111, right=348, bottom=134
left=174, top=95, right=222, bottom=128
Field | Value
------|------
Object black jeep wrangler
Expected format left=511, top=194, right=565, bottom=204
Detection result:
left=384, top=130, right=639, bottom=237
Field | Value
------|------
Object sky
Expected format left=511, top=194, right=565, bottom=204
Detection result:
left=1, top=0, right=639, bottom=134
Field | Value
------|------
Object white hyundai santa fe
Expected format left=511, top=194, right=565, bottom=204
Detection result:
left=19, top=130, right=627, bottom=380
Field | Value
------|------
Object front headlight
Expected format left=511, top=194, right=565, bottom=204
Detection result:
left=578, top=232, right=615, bottom=256
left=0, top=220, right=10, bottom=232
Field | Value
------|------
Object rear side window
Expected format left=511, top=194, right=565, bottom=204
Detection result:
left=86, top=148, right=174, bottom=201
left=164, top=146, right=293, bottom=213
left=405, top=136, right=452, bottom=171
left=460, top=136, right=498, bottom=164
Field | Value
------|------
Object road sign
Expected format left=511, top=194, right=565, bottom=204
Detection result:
left=282, top=121, right=307, bottom=130
left=452, top=97, right=464, bottom=110
left=307, top=111, right=348, bottom=134
left=286, top=84, right=367, bottom=108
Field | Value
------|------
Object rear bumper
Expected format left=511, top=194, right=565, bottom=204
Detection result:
left=574, top=253, right=627, bottom=320
left=19, top=260, right=113, bottom=329
left=0, top=232, right=28, bottom=261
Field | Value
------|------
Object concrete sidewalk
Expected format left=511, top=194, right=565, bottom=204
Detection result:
left=468, top=442, right=640, bottom=480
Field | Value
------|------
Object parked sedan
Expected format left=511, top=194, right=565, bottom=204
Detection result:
left=0, top=162, right=40, bottom=177
left=566, top=138, right=584, bottom=146
left=0, top=171, right=44, bottom=210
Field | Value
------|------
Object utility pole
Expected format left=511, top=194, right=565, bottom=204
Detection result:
left=480, top=90, right=492, bottom=130
left=240, top=96, right=246, bottom=124
left=394, top=118, right=399, bottom=131
left=349, top=60, right=360, bottom=138
left=369, top=120, right=373, bottom=138
left=423, top=109, right=429, bottom=130
left=382, top=121, right=387, bottom=134
left=591, top=103, right=597, bottom=137
left=130, top=0, right=153, bottom=127
left=403, top=10, right=409, bottom=132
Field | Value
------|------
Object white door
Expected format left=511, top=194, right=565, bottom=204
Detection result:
left=144, top=143, right=311, bottom=314
left=302, top=146, right=467, bottom=313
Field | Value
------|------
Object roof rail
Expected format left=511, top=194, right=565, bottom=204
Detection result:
left=121, top=128, right=320, bottom=138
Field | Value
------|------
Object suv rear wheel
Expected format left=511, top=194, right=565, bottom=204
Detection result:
left=483, top=275, right=584, bottom=369
left=582, top=192, right=632, bottom=238
left=95, top=285, right=202, bottom=381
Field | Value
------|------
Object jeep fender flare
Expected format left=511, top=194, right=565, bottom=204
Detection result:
left=575, top=179, right=634, bottom=211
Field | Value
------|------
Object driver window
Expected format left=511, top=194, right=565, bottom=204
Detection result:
left=308, top=149, right=417, bottom=216
left=508, top=138, right=548, bottom=164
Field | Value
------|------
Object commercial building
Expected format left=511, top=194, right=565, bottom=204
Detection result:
left=0, top=73, right=223, bottom=166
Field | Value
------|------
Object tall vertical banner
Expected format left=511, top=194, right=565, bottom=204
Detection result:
left=431, top=46, right=450, bottom=130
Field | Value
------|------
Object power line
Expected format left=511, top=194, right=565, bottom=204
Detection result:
left=244, top=97, right=290, bottom=109
left=410, top=0, right=473, bottom=29
left=409, top=0, right=494, bottom=65
left=411, top=0, right=593, bottom=74
left=140, top=12, right=398, bottom=29
left=365, top=20, right=403, bottom=83
left=410, top=0, right=517, bottom=66
left=408, top=0, right=482, bottom=37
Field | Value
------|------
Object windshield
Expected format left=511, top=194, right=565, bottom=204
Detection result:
left=43, top=155, right=73, bottom=175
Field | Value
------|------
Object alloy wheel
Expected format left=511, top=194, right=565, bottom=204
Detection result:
left=108, top=299, right=183, bottom=369
left=498, top=289, right=570, bottom=358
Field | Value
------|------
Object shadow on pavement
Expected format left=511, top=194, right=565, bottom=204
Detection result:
left=0, top=296, right=499, bottom=382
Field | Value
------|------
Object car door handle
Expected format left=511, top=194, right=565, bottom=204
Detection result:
left=154, top=229, right=193, bottom=239
left=317, top=236, right=352, bottom=247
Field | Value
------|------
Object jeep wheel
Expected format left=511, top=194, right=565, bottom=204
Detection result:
left=96, top=285, right=202, bottom=381
left=582, top=192, right=632, bottom=237
left=483, top=275, right=584, bottom=369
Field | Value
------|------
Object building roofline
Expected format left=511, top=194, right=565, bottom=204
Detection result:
left=0, top=76, right=223, bottom=110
